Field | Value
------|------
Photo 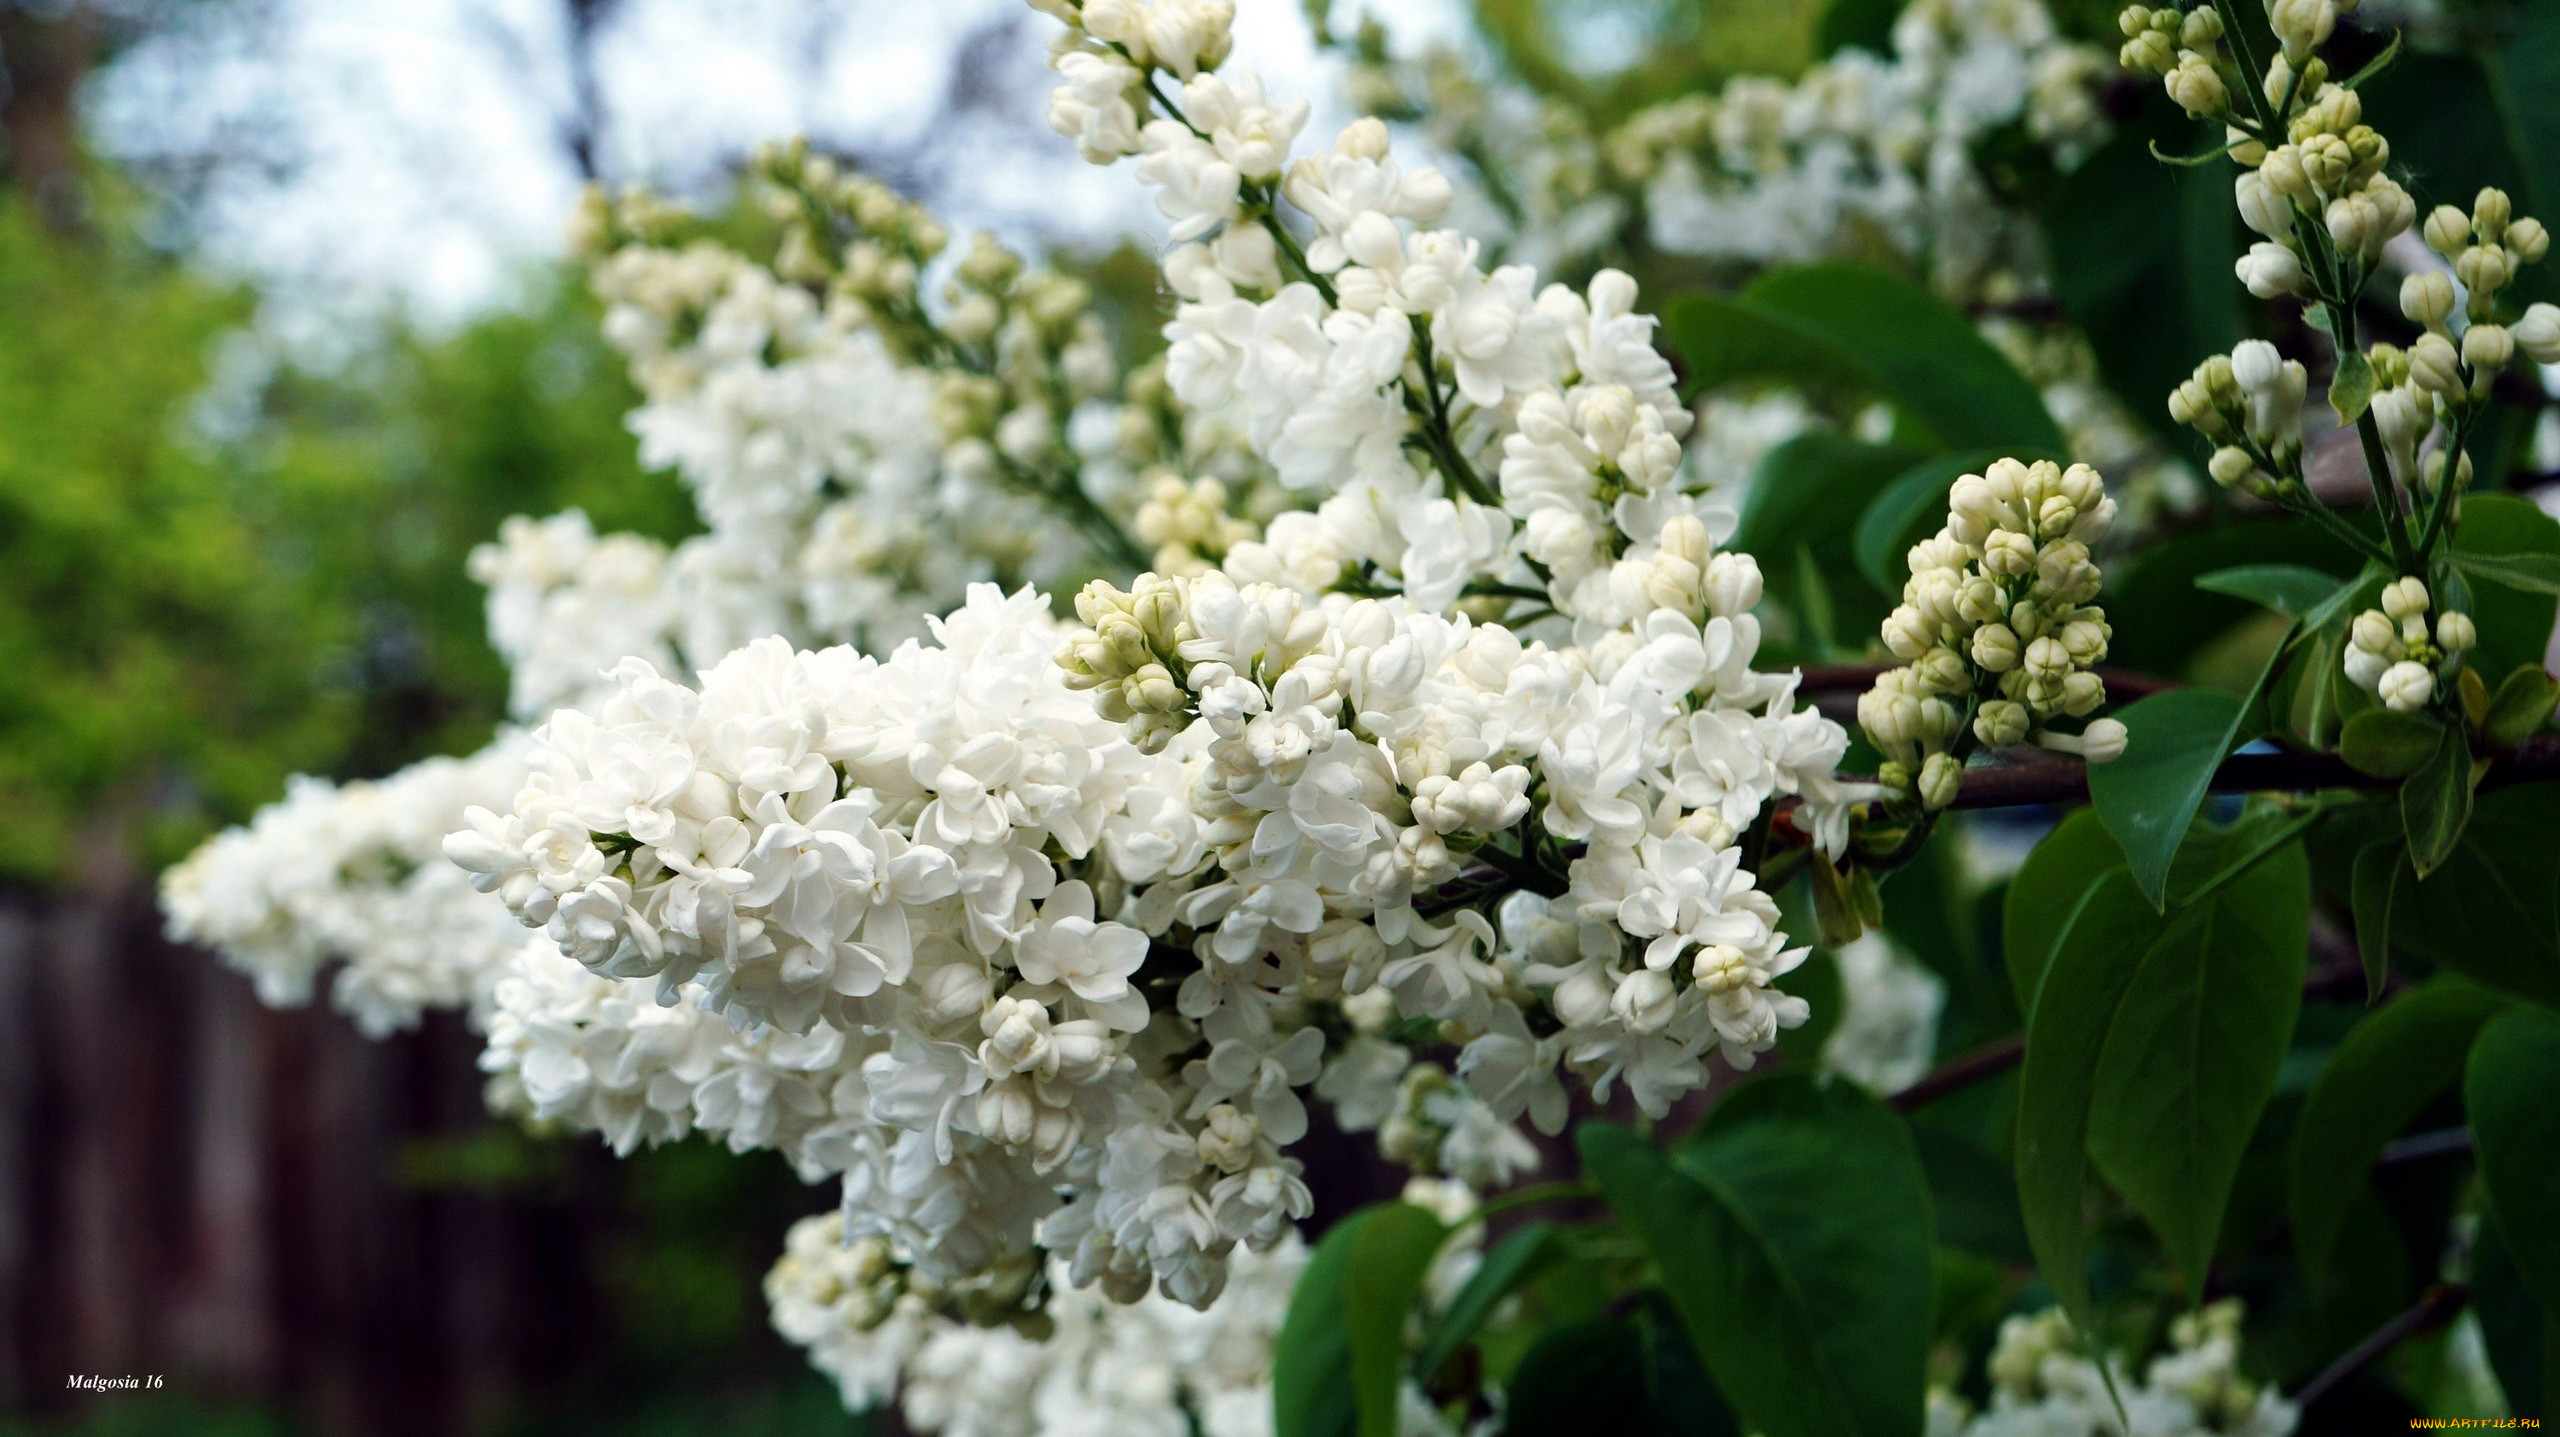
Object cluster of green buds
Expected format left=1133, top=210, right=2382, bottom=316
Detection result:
left=565, top=182, right=692, bottom=261
left=2400, top=190, right=2560, bottom=404
left=2344, top=577, right=2475, bottom=712
left=1860, top=460, right=2128, bottom=810
left=925, top=233, right=1118, bottom=484
left=747, top=139, right=947, bottom=326
left=2236, top=82, right=2413, bottom=297
left=2116, top=2, right=2237, bottom=121
left=1134, top=475, right=1257, bottom=576
left=2171, top=340, right=2311, bottom=496
left=1056, top=574, right=1198, bottom=750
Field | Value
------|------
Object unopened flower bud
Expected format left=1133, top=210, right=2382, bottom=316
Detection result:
left=2506, top=216, right=2550, bottom=263
left=2079, top=717, right=2129, bottom=763
left=2061, top=669, right=2107, bottom=716
left=2379, top=659, right=2435, bottom=712
left=1970, top=623, right=2022, bottom=672
left=1918, top=752, right=1963, bottom=810
left=2436, top=610, right=2477, bottom=653
left=2514, top=303, right=2560, bottom=364
left=2236, top=241, right=2305, bottom=298
left=2464, top=323, right=2517, bottom=375
left=1975, top=700, right=2030, bottom=748
left=1611, top=968, right=1678, bottom=1034
left=2408, top=331, right=2463, bottom=394
left=2166, top=54, right=2230, bottom=116
left=2424, top=205, right=2471, bottom=256
left=2474, top=187, right=2513, bottom=242
left=2381, top=575, right=2430, bottom=621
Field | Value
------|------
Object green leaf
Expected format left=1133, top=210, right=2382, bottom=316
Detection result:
left=2349, top=839, right=2404, bottom=1000
left=1669, top=264, right=2061, bottom=455
left=2290, top=975, right=2509, bottom=1279
left=2328, top=348, right=2376, bottom=425
left=1852, top=450, right=2037, bottom=596
left=2452, top=550, right=2560, bottom=597
left=2474, top=1220, right=2557, bottom=1421
left=1413, top=1222, right=1561, bottom=1387
left=2016, top=868, right=2164, bottom=1329
left=2337, top=707, right=2443, bottom=779
left=2084, top=842, right=2310, bottom=1288
left=2042, top=97, right=2239, bottom=448
left=1735, top=434, right=1927, bottom=564
left=2087, top=687, right=2251, bottom=909
left=1278, top=1203, right=1450, bottom=1437
left=1581, top=1075, right=1934, bottom=1437
left=1912, top=1125, right=2032, bottom=1265
left=2105, top=521, right=2362, bottom=677
left=2194, top=563, right=2352, bottom=618
left=2450, top=495, right=2560, bottom=679
left=1349, top=1205, right=1451, bottom=1437
left=1666, top=293, right=1881, bottom=399
left=2486, top=664, right=2560, bottom=748
left=2399, top=720, right=2477, bottom=878
left=2365, top=51, right=2556, bottom=305
left=2338, top=29, right=2404, bottom=89
left=1813, top=0, right=1899, bottom=58
left=1277, top=1209, right=1370, bottom=1437
left=2386, top=783, right=2560, bottom=1005
left=2468, top=1006, right=2560, bottom=1316
left=2003, top=809, right=2129, bottom=1019
left=1498, top=1297, right=1738, bottom=1437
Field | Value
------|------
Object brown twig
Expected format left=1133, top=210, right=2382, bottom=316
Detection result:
left=1885, top=1033, right=2026, bottom=1113
left=2291, top=1283, right=2469, bottom=1408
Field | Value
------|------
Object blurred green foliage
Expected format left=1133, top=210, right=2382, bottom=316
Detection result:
left=0, top=184, right=690, bottom=887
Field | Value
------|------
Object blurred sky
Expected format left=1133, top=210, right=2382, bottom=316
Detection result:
left=87, top=0, right=1467, bottom=329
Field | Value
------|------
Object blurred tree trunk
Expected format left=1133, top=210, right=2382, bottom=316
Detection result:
left=0, top=2, right=98, bottom=228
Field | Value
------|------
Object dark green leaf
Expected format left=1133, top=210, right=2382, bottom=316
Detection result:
left=2474, top=1220, right=2556, bottom=1421
left=2364, top=51, right=2553, bottom=305
left=1813, top=0, right=1899, bottom=58
left=2002, top=809, right=2127, bottom=1019
left=2387, top=783, right=2560, bottom=1005
left=1348, top=1204, right=1450, bottom=1437
left=1279, top=1204, right=1451, bottom=1437
left=2337, top=708, right=2443, bottom=779
left=2452, top=550, right=2560, bottom=596
left=2290, top=975, right=2508, bottom=1279
left=2450, top=495, right=2560, bottom=678
left=2349, top=839, right=2404, bottom=1000
left=2194, top=563, right=2352, bottom=618
left=1852, top=451, right=2033, bottom=596
left=1414, top=1223, right=1562, bottom=1386
left=2042, top=98, right=2238, bottom=447
left=1912, top=1124, right=2031, bottom=1265
left=1498, top=1297, right=1738, bottom=1437
left=1733, top=265, right=2062, bottom=454
left=2015, top=868, right=2164, bottom=1329
left=2084, top=842, right=2310, bottom=1288
left=2087, top=687, right=2251, bottom=909
left=1666, top=293, right=1878, bottom=399
left=2468, top=1006, right=2560, bottom=1316
left=2486, top=664, right=2560, bottom=748
left=1735, top=435, right=1927, bottom=567
left=2105, top=520, right=2359, bottom=676
left=1277, top=1209, right=1371, bottom=1437
left=2399, top=721, right=2477, bottom=878
left=1581, top=1075, right=1933, bottom=1437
